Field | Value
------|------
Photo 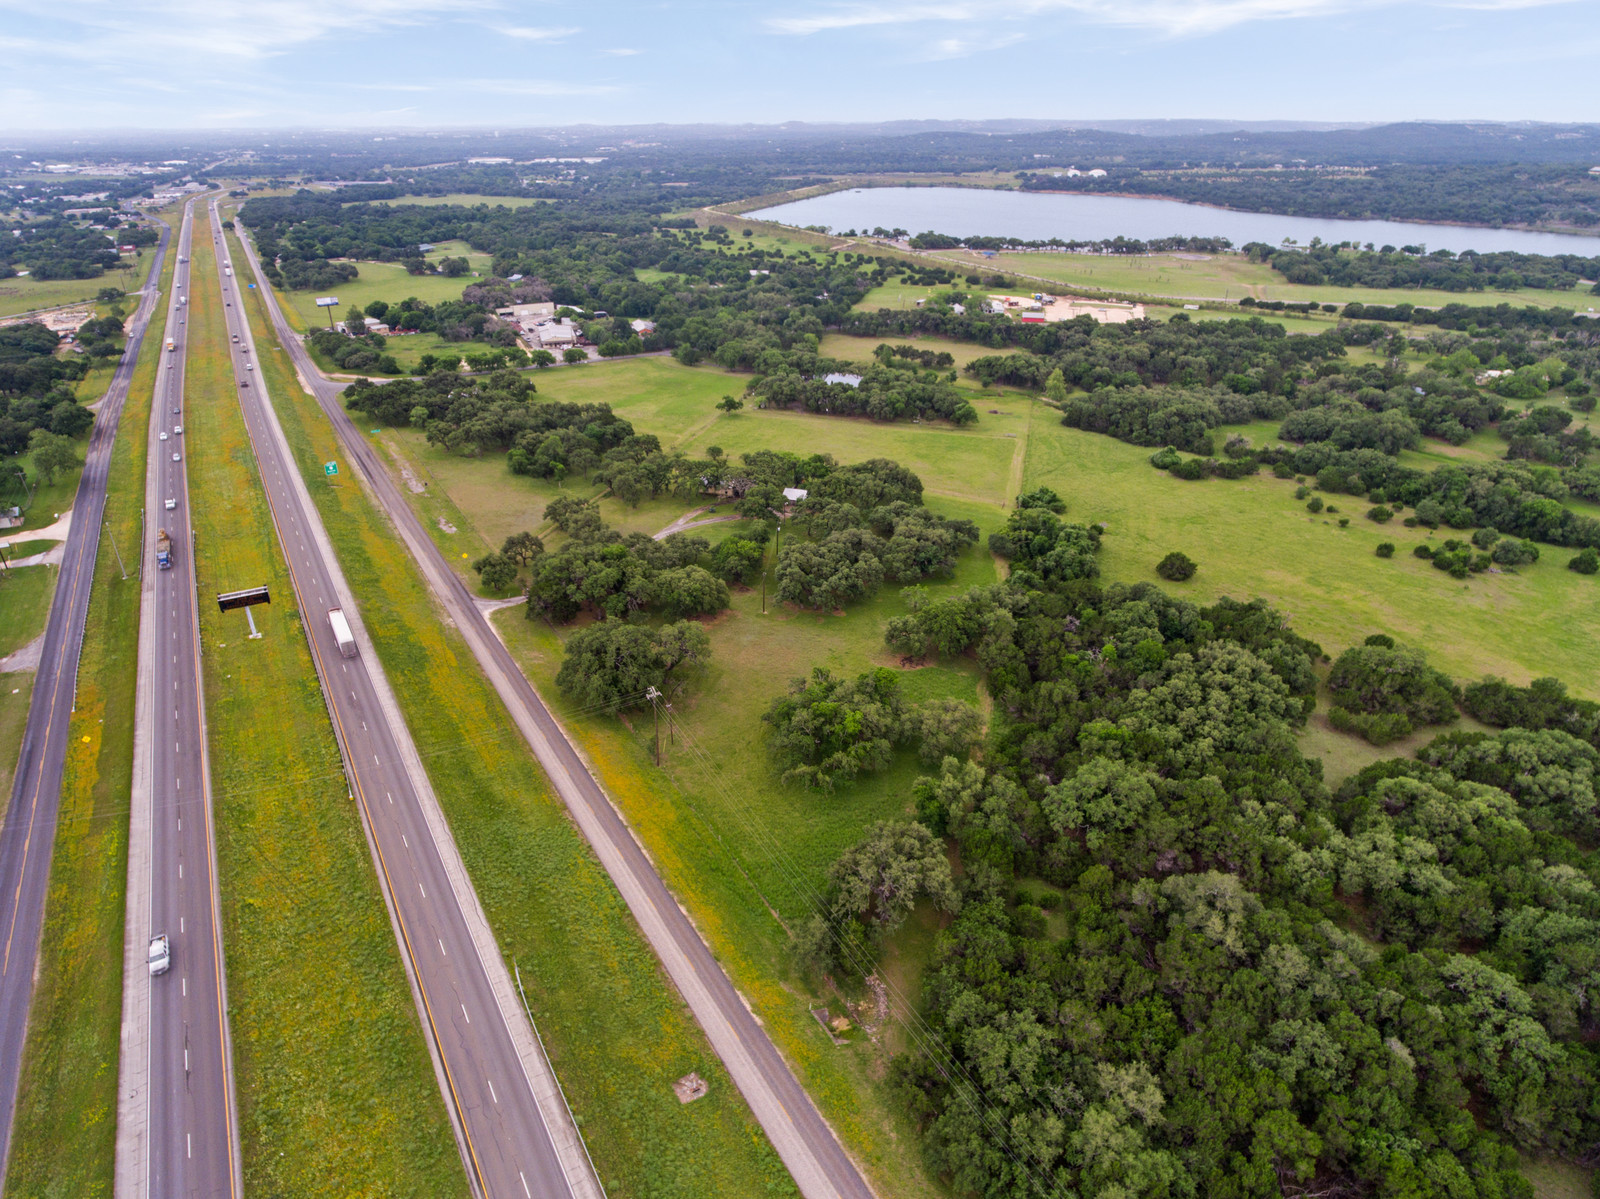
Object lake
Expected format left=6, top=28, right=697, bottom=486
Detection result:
left=749, top=187, right=1600, bottom=258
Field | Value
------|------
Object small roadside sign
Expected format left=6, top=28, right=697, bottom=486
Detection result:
left=324, top=461, right=338, bottom=476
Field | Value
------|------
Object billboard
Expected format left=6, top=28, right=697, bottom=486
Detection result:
left=216, top=586, right=271, bottom=612
left=314, top=296, right=340, bottom=307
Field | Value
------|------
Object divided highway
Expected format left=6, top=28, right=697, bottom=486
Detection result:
left=115, top=195, right=241, bottom=1199
left=0, top=210, right=171, bottom=1181
left=232, top=214, right=878, bottom=1199
left=207, top=203, right=599, bottom=1199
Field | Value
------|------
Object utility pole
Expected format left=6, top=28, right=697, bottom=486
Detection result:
left=646, top=686, right=661, bottom=765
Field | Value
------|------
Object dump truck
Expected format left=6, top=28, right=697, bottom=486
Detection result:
left=155, top=529, right=172, bottom=570
left=328, top=608, right=357, bottom=658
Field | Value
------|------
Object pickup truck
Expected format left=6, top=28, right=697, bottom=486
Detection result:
left=148, top=933, right=170, bottom=976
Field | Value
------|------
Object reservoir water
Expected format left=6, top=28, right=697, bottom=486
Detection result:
left=749, top=187, right=1600, bottom=259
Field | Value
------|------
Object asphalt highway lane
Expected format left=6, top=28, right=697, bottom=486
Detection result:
left=142, top=198, right=240, bottom=1199
left=209, top=204, right=583, bottom=1199
left=0, top=211, right=173, bottom=1181
left=233, top=216, right=877, bottom=1199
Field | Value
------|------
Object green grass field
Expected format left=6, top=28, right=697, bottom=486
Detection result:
left=0, top=270, right=138, bottom=320
left=1, top=209, right=174, bottom=1198
left=275, top=260, right=479, bottom=333
left=230, top=228, right=801, bottom=1199
left=0, top=677, right=35, bottom=817
left=191, top=212, right=469, bottom=1197
left=928, top=248, right=1600, bottom=310
left=380, top=353, right=1600, bottom=1199
left=0, top=565, right=57, bottom=658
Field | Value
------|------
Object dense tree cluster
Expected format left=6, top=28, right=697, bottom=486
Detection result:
left=1326, top=641, right=1461, bottom=744
left=1061, top=385, right=1281, bottom=455
left=812, top=549, right=1600, bottom=1197
left=306, top=328, right=399, bottom=375
left=750, top=358, right=978, bottom=425
left=554, top=621, right=711, bottom=715
left=0, top=322, right=97, bottom=453
left=527, top=511, right=729, bottom=625
left=1252, top=240, right=1600, bottom=292
left=1017, top=161, right=1600, bottom=230
left=0, top=219, right=143, bottom=280
left=763, top=667, right=983, bottom=791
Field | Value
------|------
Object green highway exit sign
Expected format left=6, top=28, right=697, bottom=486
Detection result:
left=324, top=461, right=338, bottom=476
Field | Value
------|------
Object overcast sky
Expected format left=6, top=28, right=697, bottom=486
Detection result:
left=0, top=0, right=1594, bottom=131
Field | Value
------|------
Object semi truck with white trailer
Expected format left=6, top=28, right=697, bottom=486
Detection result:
left=328, top=608, right=357, bottom=658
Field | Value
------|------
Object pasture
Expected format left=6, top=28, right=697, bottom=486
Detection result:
left=361, top=348, right=1600, bottom=1199
left=935, top=247, right=1598, bottom=310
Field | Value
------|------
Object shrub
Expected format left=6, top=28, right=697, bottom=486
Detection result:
left=1375, top=542, right=1395, bottom=558
left=1293, top=485, right=1310, bottom=499
left=1338, top=517, right=1350, bottom=528
left=1306, top=496, right=1324, bottom=513
left=1170, top=458, right=1208, bottom=481
left=1363, top=633, right=1395, bottom=648
left=1413, top=544, right=1434, bottom=559
left=1569, top=547, right=1600, bottom=575
left=1326, top=642, right=1459, bottom=744
left=1155, top=552, right=1197, bottom=582
left=1366, top=505, right=1393, bottom=523
left=1491, top=539, right=1539, bottom=567
left=1471, top=526, right=1500, bottom=550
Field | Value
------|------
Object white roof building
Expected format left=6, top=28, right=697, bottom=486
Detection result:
left=782, top=488, right=809, bottom=503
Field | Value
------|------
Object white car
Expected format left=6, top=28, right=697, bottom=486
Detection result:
left=172, top=452, right=181, bottom=462
left=245, top=362, right=253, bottom=370
left=159, top=432, right=168, bottom=441
left=148, top=933, right=170, bottom=976
left=174, top=425, right=183, bottom=435
left=165, top=498, right=176, bottom=510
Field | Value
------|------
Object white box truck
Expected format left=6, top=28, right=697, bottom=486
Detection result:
left=328, top=608, right=357, bottom=658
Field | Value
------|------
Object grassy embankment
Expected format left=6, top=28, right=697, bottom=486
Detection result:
left=188, top=212, right=469, bottom=1195
left=1, top=208, right=178, bottom=1199
left=224, top=224, right=797, bottom=1198
left=350, top=351, right=1600, bottom=1197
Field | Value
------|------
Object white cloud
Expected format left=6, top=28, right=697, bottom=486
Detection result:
left=601, top=47, right=642, bottom=55
left=0, top=0, right=499, bottom=63
left=917, top=31, right=1025, bottom=59
left=766, top=0, right=1582, bottom=38
left=492, top=24, right=581, bottom=40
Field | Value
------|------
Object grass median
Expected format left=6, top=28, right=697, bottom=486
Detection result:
left=190, top=211, right=467, bottom=1197
left=2, top=208, right=176, bottom=1199
left=227, top=220, right=798, bottom=1199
